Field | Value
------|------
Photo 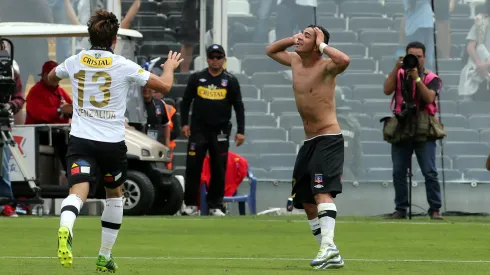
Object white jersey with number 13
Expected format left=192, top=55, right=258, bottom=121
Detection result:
left=55, top=49, right=150, bottom=143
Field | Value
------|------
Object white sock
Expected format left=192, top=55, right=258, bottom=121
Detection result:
left=99, top=197, right=123, bottom=260
left=308, top=218, right=322, bottom=245
left=318, top=203, right=337, bottom=247
left=59, top=194, right=83, bottom=237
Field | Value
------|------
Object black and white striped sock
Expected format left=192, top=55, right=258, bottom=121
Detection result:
left=99, top=197, right=123, bottom=260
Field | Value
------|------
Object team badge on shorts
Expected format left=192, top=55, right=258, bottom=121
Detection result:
left=314, top=174, right=324, bottom=189
left=71, top=160, right=91, bottom=175
left=104, top=171, right=122, bottom=183
left=221, top=79, right=228, bottom=87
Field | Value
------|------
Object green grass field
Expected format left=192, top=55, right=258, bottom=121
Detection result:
left=1, top=215, right=490, bottom=274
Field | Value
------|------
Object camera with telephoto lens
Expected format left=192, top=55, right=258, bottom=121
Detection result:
left=396, top=53, right=420, bottom=120
left=0, top=38, right=16, bottom=125
left=402, top=53, right=419, bottom=71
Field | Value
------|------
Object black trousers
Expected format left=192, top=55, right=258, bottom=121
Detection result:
left=184, top=123, right=231, bottom=209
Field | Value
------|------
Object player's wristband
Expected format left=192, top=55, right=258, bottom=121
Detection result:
left=319, top=43, right=328, bottom=54
left=415, top=77, right=421, bottom=83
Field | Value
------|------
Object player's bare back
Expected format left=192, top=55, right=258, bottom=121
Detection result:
left=290, top=54, right=340, bottom=139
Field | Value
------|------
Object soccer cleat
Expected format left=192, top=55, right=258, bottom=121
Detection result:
left=181, top=206, right=198, bottom=216
left=209, top=208, right=226, bottom=216
left=57, top=226, right=73, bottom=268
left=96, top=255, right=118, bottom=273
left=314, top=255, right=345, bottom=269
left=310, top=244, right=340, bottom=267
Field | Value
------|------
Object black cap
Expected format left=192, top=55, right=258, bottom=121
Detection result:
left=206, top=44, right=226, bottom=56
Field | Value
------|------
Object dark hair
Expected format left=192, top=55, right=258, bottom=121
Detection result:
left=87, top=10, right=120, bottom=48
left=406, top=41, right=426, bottom=56
left=307, top=24, right=330, bottom=44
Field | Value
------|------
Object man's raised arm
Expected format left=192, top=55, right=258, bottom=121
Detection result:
left=265, top=34, right=299, bottom=67
left=314, top=28, right=350, bottom=75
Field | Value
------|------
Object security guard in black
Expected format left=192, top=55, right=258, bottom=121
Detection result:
left=180, top=44, right=245, bottom=213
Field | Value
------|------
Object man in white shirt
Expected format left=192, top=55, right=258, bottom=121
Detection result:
left=47, top=10, right=183, bottom=272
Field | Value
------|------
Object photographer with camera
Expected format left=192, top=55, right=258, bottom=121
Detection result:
left=0, top=41, right=25, bottom=217
left=383, top=41, right=444, bottom=220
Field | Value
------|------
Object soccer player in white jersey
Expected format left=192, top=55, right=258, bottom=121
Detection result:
left=47, top=10, right=183, bottom=272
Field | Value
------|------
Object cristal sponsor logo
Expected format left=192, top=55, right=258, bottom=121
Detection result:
left=197, top=86, right=227, bottom=100
left=80, top=54, right=112, bottom=68
left=77, top=108, right=116, bottom=119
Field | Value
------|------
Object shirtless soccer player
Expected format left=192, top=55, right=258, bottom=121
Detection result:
left=47, top=10, right=183, bottom=272
left=266, top=25, right=350, bottom=269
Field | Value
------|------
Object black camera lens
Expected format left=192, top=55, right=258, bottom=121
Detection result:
left=402, top=54, right=419, bottom=70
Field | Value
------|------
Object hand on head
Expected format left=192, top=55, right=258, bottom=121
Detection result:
left=314, top=27, right=325, bottom=46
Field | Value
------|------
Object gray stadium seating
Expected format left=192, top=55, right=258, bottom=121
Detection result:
left=468, top=115, right=490, bottom=130
left=258, top=154, right=297, bottom=169
left=340, top=2, right=385, bottom=17
left=261, top=85, right=294, bottom=101
left=280, top=113, right=302, bottom=129
left=352, top=86, right=384, bottom=100
left=242, top=98, right=268, bottom=113
left=270, top=99, right=296, bottom=115
left=464, top=169, right=490, bottom=182
left=454, top=156, right=488, bottom=171
left=349, top=17, right=393, bottom=32
left=245, top=127, right=287, bottom=141
left=444, top=142, right=490, bottom=157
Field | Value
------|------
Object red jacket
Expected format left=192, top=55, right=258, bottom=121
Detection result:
left=200, top=151, right=248, bottom=197
left=25, top=81, right=72, bottom=124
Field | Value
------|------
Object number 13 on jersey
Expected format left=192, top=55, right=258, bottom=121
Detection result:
left=74, top=70, right=112, bottom=108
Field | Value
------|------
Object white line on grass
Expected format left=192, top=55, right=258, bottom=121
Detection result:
left=10, top=217, right=490, bottom=226
left=1, top=256, right=489, bottom=263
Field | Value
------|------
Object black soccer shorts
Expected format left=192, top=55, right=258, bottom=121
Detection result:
left=291, top=134, right=344, bottom=209
left=65, top=136, right=128, bottom=189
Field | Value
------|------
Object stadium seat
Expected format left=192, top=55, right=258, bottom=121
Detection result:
left=337, top=73, right=386, bottom=87
left=268, top=168, right=294, bottom=181
left=258, top=154, right=297, bottom=169
left=167, top=14, right=181, bottom=29
left=369, top=43, right=400, bottom=60
left=359, top=30, right=399, bottom=45
left=242, top=57, right=286, bottom=75
left=200, top=170, right=257, bottom=215
left=364, top=168, right=392, bottom=182
left=317, top=16, right=346, bottom=30
left=458, top=101, right=490, bottom=116
left=289, top=126, right=305, bottom=144
left=245, top=127, right=287, bottom=141
left=317, top=1, right=338, bottom=16
left=480, top=129, right=490, bottom=143
left=344, top=99, right=363, bottom=111
left=451, top=3, right=471, bottom=17
left=468, top=115, right=490, bottom=130
left=362, top=99, right=392, bottom=115
left=360, top=128, right=382, bottom=142
left=384, top=2, right=404, bottom=17
left=439, top=73, right=461, bottom=87
left=122, top=0, right=156, bottom=14
left=328, top=30, right=358, bottom=44
left=464, top=169, right=490, bottom=182
left=174, top=73, right=191, bottom=85
left=451, top=33, right=468, bottom=46
left=361, top=154, right=391, bottom=170
left=270, top=98, right=296, bottom=115
left=349, top=17, right=392, bottom=32
left=251, top=72, right=291, bottom=88
left=450, top=17, right=476, bottom=32
left=280, top=113, right=302, bottom=129
left=249, top=140, right=297, bottom=154
left=444, top=128, right=479, bottom=143
left=454, top=155, right=488, bottom=171
left=348, top=58, right=376, bottom=72
left=174, top=139, right=188, bottom=154
left=437, top=100, right=458, bottom=114
left=444, top=142, right=490, bottom=157
left=242, top=98, right=268, bottom=113
left=249, top=167, right=268, bottom=179
left=352, top=85, right=384, bottom=100
left=235, top=73, right=251, bottom=84
left=352, top=113, right=374, bottom=128
left=261, top=85, right=294, bottom=101
left=329, top=43, right=366, bottom=58
left=241, top=85, right=260, bottom=99
left=361, top=141, right=391, bottom=155
left=231, top=43, right=267, bottom=59
left=173, top=153, right=187, bottom=167
left=379, top=56, right=397, bottom=74
left=340, top=2, right=385, bottom=17
left=441, top=87, right=462, bottom=101
left=240, top=113, right=277, bottom=127
left=228, top=0, right=252, bottom=15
